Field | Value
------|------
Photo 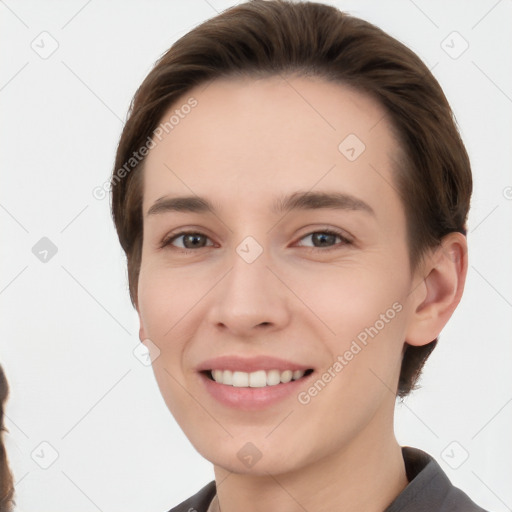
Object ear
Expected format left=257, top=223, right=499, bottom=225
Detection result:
left=405, top=232, right=468, bottom=347
left=135, top=302, right=147, bottom=343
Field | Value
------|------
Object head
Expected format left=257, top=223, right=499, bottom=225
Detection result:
left=0, top=365, right=14, bottom=511
left=111, top=0, right=470, bottom=475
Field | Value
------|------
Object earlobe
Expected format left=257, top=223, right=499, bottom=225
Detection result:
left=405, top=232, right=468, bottom=347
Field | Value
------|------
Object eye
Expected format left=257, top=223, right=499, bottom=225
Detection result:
left=160, top=231, right=214, bottom=250
left=160, top=229, right=351, bottom=252
left=295, top=229, right=351, bottom=250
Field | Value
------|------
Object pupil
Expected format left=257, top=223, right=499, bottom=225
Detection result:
left=313, top=233, right=335, bottom=246
left=185, top=234, right=204, bottom=248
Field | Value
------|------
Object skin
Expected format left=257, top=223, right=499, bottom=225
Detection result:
left=136, top=75, right=467, bottom=512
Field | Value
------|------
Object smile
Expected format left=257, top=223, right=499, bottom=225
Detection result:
left=208, top=369, right=313, bottom=387
left=197, top=355, right=315, bottom=410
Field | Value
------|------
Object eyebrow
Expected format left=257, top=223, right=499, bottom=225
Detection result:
left=146, top=191, right=375, bottom=217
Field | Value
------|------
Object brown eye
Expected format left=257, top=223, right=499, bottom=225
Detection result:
left=161, top=232, right=213, bottom=250
left=296, top=230, right=350, bottom=249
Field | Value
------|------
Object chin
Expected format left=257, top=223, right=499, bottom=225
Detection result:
left=189, top=433, right=312, bottom=477
left=208, top=452, right=302, bottom=477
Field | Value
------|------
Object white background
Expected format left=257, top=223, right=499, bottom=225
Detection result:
left=1, top=0, right=511, bottom=511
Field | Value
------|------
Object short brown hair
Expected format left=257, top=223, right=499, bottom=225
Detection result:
left=110, top=0, right=472, bottom=397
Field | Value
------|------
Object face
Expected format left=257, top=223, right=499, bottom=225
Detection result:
left=136, top=75, right=425, bottom=475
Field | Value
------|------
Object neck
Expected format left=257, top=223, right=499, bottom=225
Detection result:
left=213, top=416, right=408, bottom=512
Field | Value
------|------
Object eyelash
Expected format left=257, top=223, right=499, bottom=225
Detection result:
left=159, top=229, right=352, bottom=253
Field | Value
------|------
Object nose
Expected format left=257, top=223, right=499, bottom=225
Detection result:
left=206, top=248, right=292, bottom=337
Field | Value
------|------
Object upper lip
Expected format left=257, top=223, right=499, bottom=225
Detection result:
left=197, top=355, right=313, bottom=373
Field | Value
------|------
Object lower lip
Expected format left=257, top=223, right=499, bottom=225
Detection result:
left=199, top=372, right=314, bottom=411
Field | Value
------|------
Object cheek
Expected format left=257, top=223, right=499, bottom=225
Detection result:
left=137, top=262, right=207, bottom=344
left=137, top=265, right=204, bottom=423
left=296, top=262, right=408, bottom=387
left=290, top=259, right=408, bottom=339
left=292, top=268, right=407, bottom=428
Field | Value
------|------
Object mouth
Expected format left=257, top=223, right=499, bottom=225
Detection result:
left=203, top=368, right=314, bottom=387
left=197, top=355, right=316, bottom=409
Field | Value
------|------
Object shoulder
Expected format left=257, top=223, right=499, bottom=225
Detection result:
left=165, top=481, right=216, bottom=512
left=440, top=485, right=489, bottom=512
left=386, top=446, right=490, bottom=512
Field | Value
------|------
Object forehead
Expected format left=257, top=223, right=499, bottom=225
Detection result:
left=142, top=74, right=401, bottom=218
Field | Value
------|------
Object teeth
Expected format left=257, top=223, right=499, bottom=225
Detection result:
left=266, top=369, right=281, bottom=386
left=292, top=370, right=304, bottom=380
left=249, top=370, right=267, bottom=388
left=232, top=371, right=249, bottom=387
left=223, top=370, right=233, bottom=385
left=210, top=369, right=307, bottom=387
left=280, top=370, right=293, bottom=383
